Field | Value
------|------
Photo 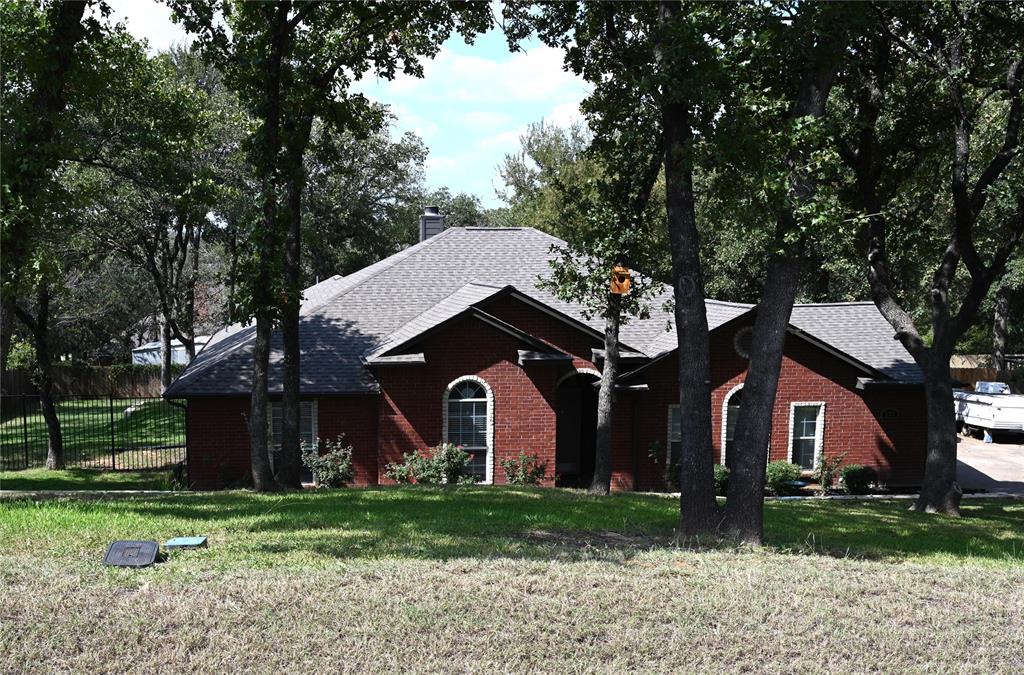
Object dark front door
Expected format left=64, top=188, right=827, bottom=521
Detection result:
left=555, top=373, right=599, bottom=487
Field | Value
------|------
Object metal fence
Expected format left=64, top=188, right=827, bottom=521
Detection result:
left=0, top=395, right=186, bottom=472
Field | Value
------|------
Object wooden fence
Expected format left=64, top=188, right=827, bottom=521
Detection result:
left=950, top=367, right=1000, bottom=389
left=1, top=366, right=177, bottom=398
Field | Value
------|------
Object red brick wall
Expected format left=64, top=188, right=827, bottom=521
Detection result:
left=373, top=296, right=604, bottom=486
left=618, top=321, right=927, bottom=490
left=186, top=395, right=380, bottom=489
left=484, top=295, right=604, bottom=373
left=184, top=305, right=925, bottom=491
left=317, top=397, right=380, bottom=485
left=186, top=397, right=251, bottom=489
left=376, top=321, right=562, bottom=485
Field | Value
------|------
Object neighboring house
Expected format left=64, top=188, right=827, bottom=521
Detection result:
left=132, top=336, right=211, bottom=366
left=165, top=210, right=926, bottom=490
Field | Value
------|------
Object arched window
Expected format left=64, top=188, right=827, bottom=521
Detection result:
left=444, top=377, right=492, bottom=482
left=721, top=384, right=743, bottom=468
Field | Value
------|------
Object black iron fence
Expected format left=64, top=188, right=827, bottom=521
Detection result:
left=0, top=395, right=186, bottom=472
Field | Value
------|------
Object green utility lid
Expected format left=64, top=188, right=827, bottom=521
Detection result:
left=164, top=536, right=207, bottom=549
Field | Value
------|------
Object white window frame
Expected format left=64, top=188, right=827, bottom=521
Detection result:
left=719, top=383, right=744, bottom=465
left=269, top=400, right=319, bottom=453
left=442, top=375, right=494, bottom=484
left=667, top=405, right=681, bottom=465
left=787, top=401, right=825, bottom=471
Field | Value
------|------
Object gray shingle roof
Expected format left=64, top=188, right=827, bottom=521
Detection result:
left=789, top=303, right=921, bottom=381
left=165, top=227, right=921, bottom=397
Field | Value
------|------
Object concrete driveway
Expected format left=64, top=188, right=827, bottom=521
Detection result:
left=957, top=435, right=1024, bottom=493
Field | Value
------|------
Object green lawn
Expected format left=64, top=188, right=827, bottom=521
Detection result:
left=0, top=397, right=184, bottom=470
left=0, top=467, right=173, bottom=491
left=1, top=487, right=1022, bottom=671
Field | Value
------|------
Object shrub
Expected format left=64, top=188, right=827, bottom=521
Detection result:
left=302, top=436, right=354, bottom=488
left=501, top=452, right=548, bottom=485
left=7, top=338, right=36, bottom=370
left=765, top=461, right=802, bottom=496
left=384, top=442, right=476, bottom=485
left=713, top=464, right=730, bottom=496
left=840, top=464, right=876, bottom=495
left=813, top=451, right=847, bottom=495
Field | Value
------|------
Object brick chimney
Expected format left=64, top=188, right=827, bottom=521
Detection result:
left=419, top=206, right=446, bottom=241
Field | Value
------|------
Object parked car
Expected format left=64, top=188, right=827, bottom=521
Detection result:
left=954, top=381, right=1024, bottom=439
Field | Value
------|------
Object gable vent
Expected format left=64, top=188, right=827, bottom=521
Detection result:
left=419, top=206, right=446, bottom=241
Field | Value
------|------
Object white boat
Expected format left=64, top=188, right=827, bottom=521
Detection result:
left=954, top=381, right=1024, bottom=436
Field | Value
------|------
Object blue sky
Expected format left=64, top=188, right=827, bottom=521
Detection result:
left=106, top=1, right=589, bottom=208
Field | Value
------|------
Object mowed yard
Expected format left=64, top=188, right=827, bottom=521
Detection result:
left=1, top=487, right=1022, bottom=673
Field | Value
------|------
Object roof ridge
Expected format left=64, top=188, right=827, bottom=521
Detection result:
left=792, top=300, right=877, bottom=308
left=304, top=228, right=460, bottom=316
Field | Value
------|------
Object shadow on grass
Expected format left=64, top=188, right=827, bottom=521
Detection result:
left=107, top=487, right=679, bottom=563
left=3, top=486, right=1021, bottom=566
left=763, top=499, right=1024, bottom=565
left=0, top=468, right=170, bottom=491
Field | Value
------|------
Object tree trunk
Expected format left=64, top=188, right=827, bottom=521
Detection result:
left=16, top=284, right=64, bottom=469
left=658, top=0, right=722, bottom=537
left=160, top=317, right=173, bottom=392
left=723, top=256, right=801, bottom=543
left=590, top=292, right=621, bottom=495
left=993, top=284, right=1009, bottom=380
left=249, top=310, right=280, bottom=492
left=720, top=17, right=844, bottom=543
left=914, top=355, right=962, bottom=515
left=184, top=220, right=199, bottom=363
left=0, top=299, right=12, bottom=378
left=276, top=173, right=305, bottom=489
left=246, top=2, right=288, bottom=493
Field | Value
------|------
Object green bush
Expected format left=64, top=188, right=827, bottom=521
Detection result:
left=384, top=442, right=476, bottom=485
left=7, top=338, right=36, bottom=370
left=713, top=464, right=730, bottom=496
left=813, top=451, right=847, bottom=495
left=500, top=452, right=548, bottom=485
left=840, top=464, right=876, bottom=495
left=765, top=461, right=802, bottom=496
left=302, top=436, right=354, bottom=488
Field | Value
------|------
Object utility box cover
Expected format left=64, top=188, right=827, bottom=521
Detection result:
left=104, top=540, right=159, bottom=567
left=164, top=536, right=207, bottom=550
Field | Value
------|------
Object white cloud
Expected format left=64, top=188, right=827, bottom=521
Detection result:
left=546, top=101, right=584, bottom=128
left=459, top=110, right=514, bottom=130
left=103, top=0, right=191, bottom=52
left=476, top=129, right=524, bottom=151
left=361, top=45, right=589, bottom=105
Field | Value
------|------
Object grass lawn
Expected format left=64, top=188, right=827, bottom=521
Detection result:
left=1, top=487, right=1022, bottom=672
left=0, top=467, right=173, bottom=491
left=0, top=397, right=184, bottom=470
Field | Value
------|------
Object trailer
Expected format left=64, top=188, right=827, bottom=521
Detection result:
left=954, top=381, right=1024, bottom=438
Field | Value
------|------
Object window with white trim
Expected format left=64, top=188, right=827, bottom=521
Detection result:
left=446, top=380, right=489, bottom=481
left=270, top=401, right=318, bottom=452
left=789, top=403, right=824, bottom=470
left=723, top=387, right=743, bottom=468
left=667, top=406, right=681, bottom=466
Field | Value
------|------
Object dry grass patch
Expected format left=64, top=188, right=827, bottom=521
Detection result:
left=1, top=487, right=1022, bottom=672
left=2, top=552, right=1022, bottom=673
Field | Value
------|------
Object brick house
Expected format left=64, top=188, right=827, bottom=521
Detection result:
left=165, top=211, right=926, bottom=490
